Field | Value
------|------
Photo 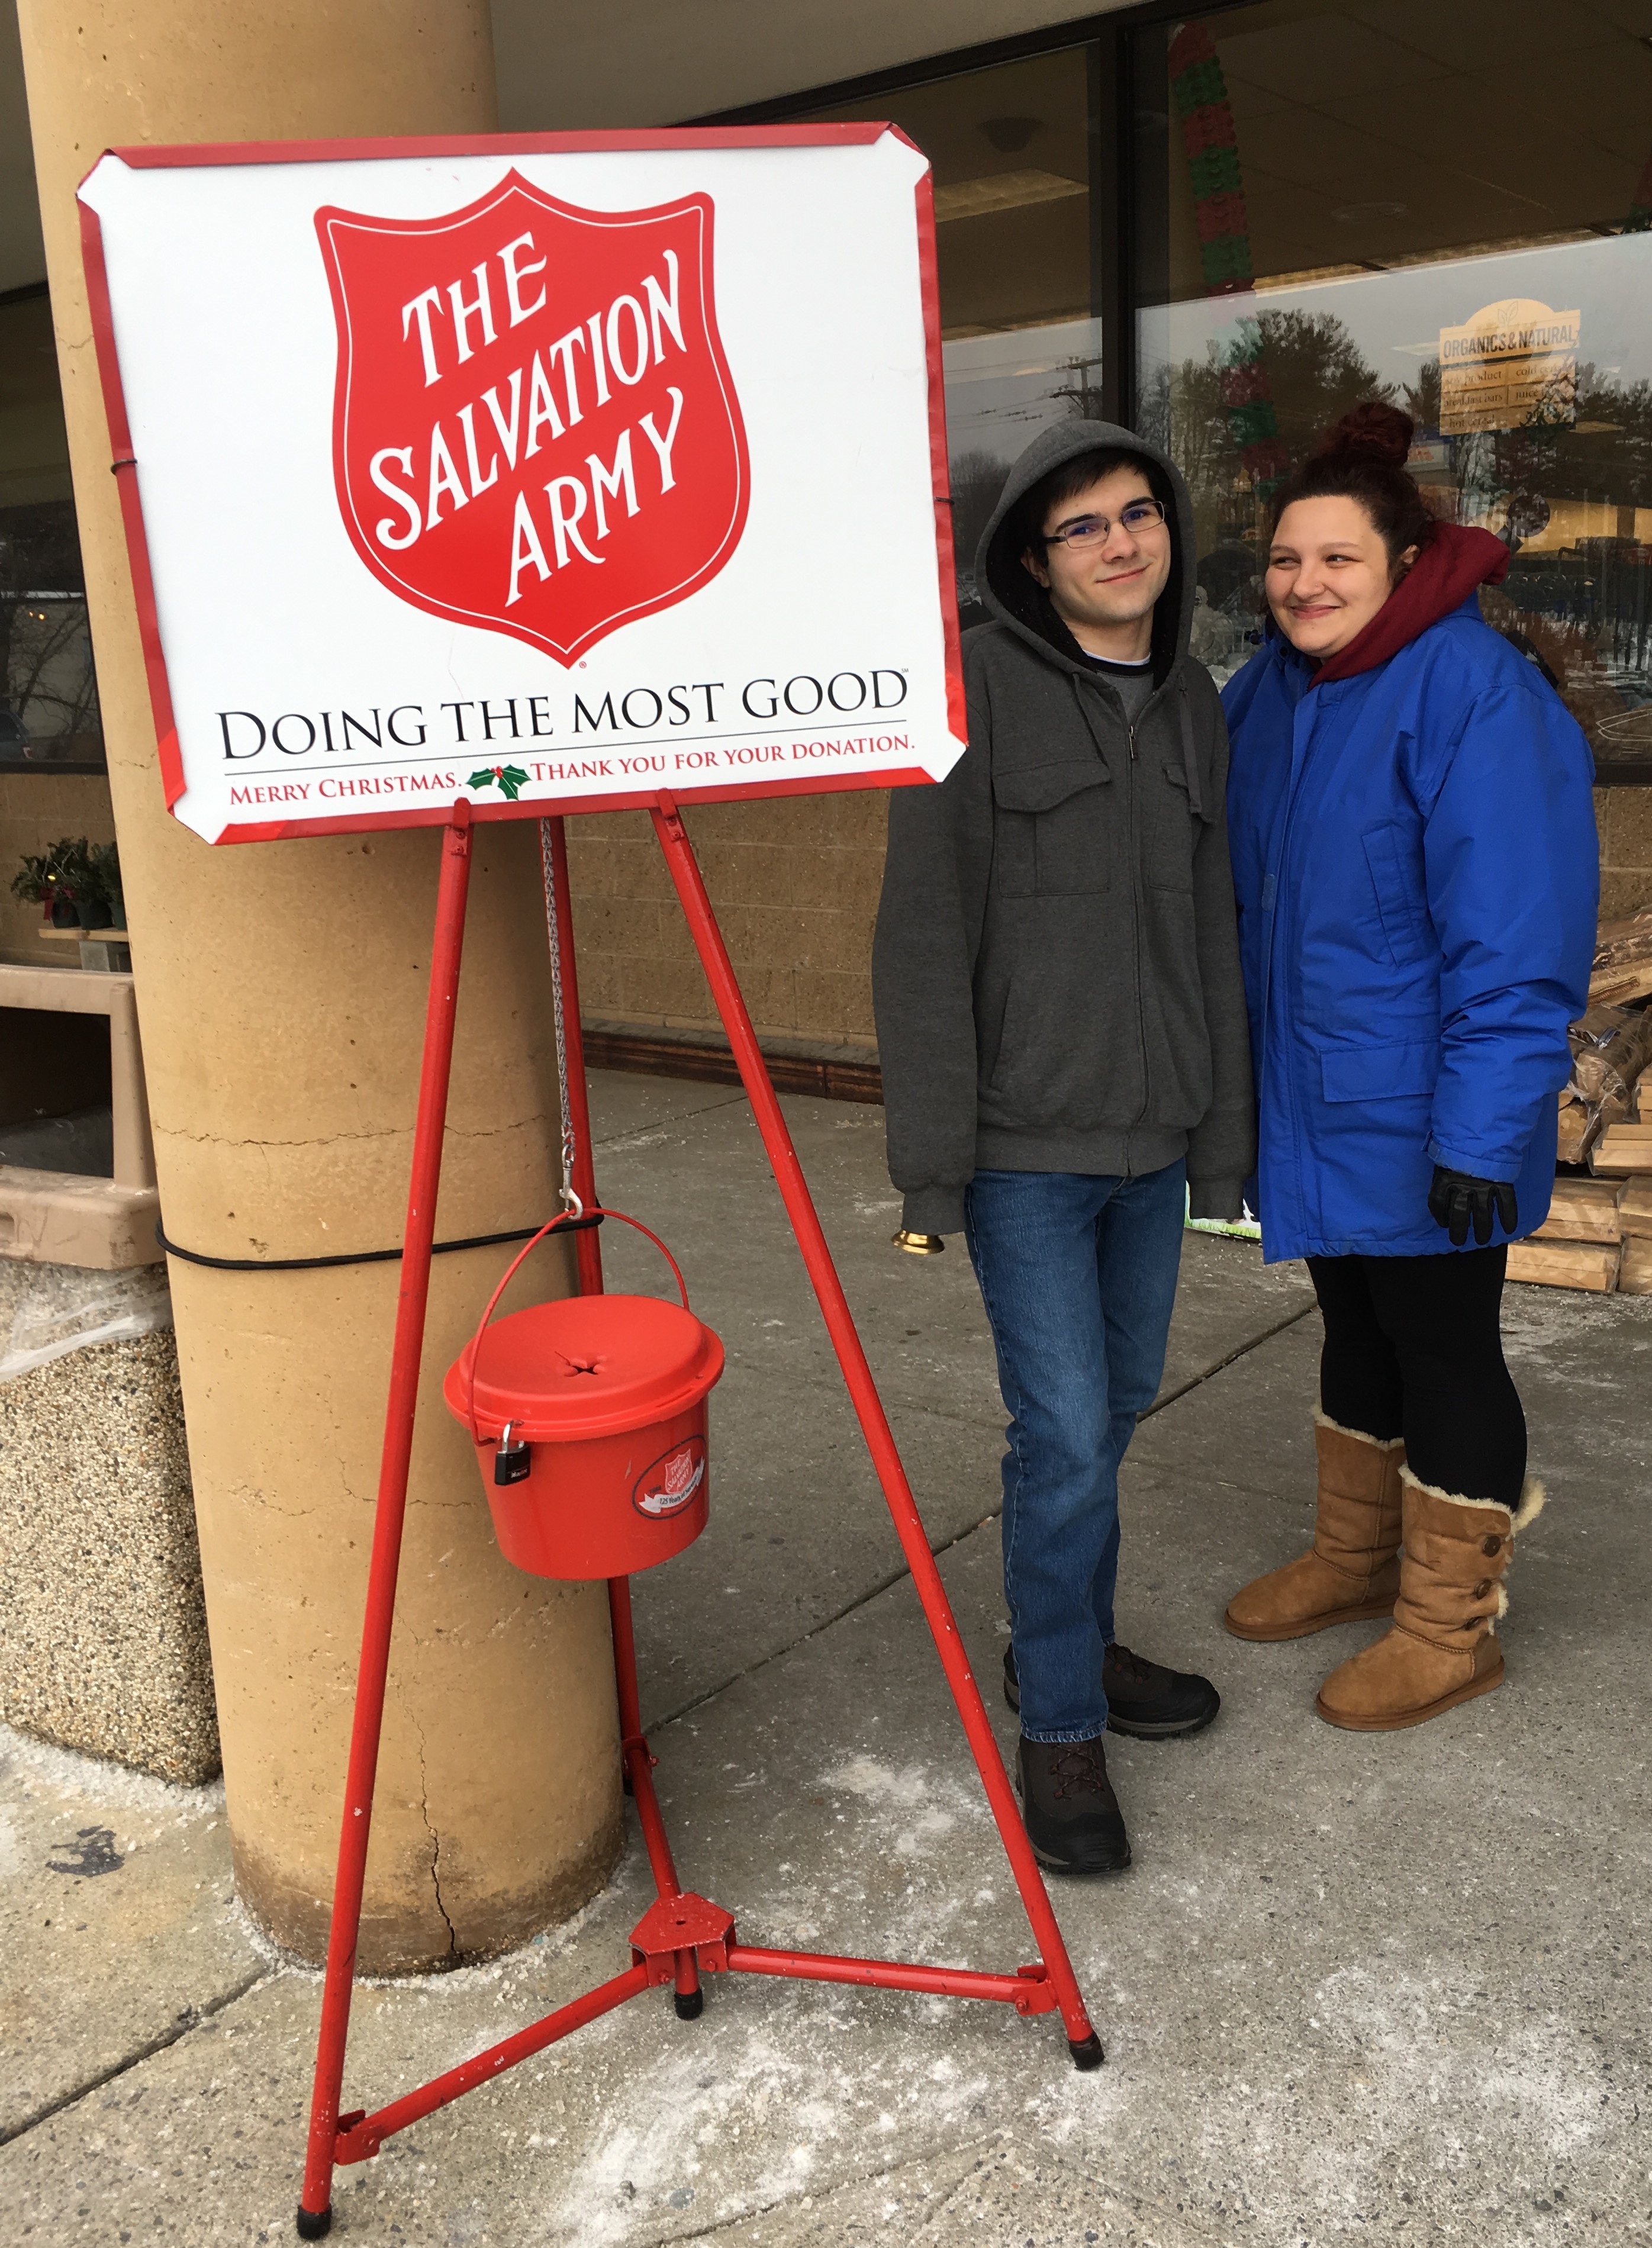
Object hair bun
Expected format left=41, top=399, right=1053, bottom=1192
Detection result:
left=1312, top=401, right=1413, bottom=469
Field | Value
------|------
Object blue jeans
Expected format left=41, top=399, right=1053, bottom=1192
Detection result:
left=965, top=1163, right=1186, bottom=1742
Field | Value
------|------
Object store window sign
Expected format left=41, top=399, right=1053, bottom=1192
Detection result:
left=1438, top=298, right=1580, bottom=436
left=76, top=133, right=962, bottom=846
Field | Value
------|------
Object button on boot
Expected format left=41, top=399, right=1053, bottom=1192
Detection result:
left=1225, top=1413, right=1405, bottom=1641
left=1316, top=1471, right=1545, bottom=1731
left=1015, top=1734, right=1130, bottom=1876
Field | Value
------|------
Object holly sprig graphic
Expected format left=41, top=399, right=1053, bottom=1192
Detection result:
left=466, top=763, right=530, bottom=801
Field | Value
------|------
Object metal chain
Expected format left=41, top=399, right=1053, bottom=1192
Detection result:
left=538, top=817, right=582, bottom=1218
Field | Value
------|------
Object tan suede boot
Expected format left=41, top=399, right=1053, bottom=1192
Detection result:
left=1315, top=1470, right=1547, bottom=1731
left=1224, top=1413, right=1405, bottom=1642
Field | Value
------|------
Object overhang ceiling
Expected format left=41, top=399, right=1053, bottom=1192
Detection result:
left=0, top=0, right=1121, bottom=297
left=488, top=0, right=1110, bottom=130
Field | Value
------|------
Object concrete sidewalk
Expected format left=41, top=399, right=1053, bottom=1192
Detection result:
left=2, top=1070, right=1647, bottom=2247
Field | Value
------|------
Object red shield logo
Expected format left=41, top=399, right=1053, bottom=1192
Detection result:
left=315, top=170, right=749, bottom=664
left=633, top=1435, right=707, bottom=1519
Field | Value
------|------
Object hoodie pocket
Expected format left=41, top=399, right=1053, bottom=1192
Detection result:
left=1148, top=761, right=1197, bottom=895
left=991, top=759, right=1110, bottom=897
left=1361, top=823, right=1436, bottom=968
left=983, top=967, right=1139, bottom=1127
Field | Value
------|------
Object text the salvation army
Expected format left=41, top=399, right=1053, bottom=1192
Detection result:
left=365, top=231, right=687, bottom=607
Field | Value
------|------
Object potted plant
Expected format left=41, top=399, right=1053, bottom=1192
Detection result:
left=59, top=838, right=112, bottom=930
left=88, top=840, right=124, bottom=931
left=11, top=838, right=85, bottom=926
left=66, top=848, right=107, bottom=929
left=11, top=851, right=54, bottom=916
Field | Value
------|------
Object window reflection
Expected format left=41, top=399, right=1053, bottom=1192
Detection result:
left=1134, top=2, right=1652, bottom=776
left=801, top=47, right=1099, bottom=622
left=0, top=290, right=104, bottom=773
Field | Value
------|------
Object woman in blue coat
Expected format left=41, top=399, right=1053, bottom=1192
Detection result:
left=1221, top=403, right=1598, bottom=1732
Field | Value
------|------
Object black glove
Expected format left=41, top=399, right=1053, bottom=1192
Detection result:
left=1428, top=1165, right=1518, bottom=1248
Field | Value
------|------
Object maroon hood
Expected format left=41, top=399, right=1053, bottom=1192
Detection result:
left=1312, top=521, right=1510, bottom=686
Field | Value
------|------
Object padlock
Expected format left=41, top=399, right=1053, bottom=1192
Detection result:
left=494, top=1420, right=531, bottom=1487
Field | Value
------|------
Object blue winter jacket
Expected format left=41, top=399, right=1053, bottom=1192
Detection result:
left=1222, top=595, right=1599, bottom=1263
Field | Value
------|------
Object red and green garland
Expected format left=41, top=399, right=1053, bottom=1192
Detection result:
left=1168, top=22, right=1288, bottom=492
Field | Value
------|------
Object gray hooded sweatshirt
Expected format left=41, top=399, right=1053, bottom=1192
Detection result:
left=871, top=418, right=1255, bottom=1235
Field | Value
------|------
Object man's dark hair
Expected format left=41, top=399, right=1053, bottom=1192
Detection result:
left=1009, top=446, right=1173, bottom=566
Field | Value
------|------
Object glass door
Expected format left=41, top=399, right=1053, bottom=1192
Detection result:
left=1, top=288, right=104, bottom=773
left=1132, top=0, right=1652, bottom=781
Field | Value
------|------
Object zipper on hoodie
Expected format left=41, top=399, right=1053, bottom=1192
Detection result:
left=1081, top=672, right=1153, bottom=1151
left=1126, top=710, right=1151, bottom=1148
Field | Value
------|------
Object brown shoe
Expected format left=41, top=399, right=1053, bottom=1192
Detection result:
left=1224, top=1414, right=1405, bottom=1642
left=1015, top=1734, right=1131, bottom=1876
left=1316, top=1471, right=1547, bottom=1732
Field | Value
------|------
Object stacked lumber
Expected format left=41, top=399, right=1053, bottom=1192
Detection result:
left=1593, top=1122, right=1652, bottom=1174
left=1556, top=1091, right=1593, bottom=1164
left=1558, top=1000, right=1652, bottom=1162
left=1509, top=1173, right=1652, bottom=1292
left=1531, top=1177, right=1621, bottom=1242
left=1501, top=923, right=1652, bottom=1291
left=1590, top=909, right=1652, bottom=1007
left=1508, top=1239, right=1621, bottom=1291
left=1621, top=1178, right=1652, bottom=1295
left=1513, top=1179, right=1624, bottom=1291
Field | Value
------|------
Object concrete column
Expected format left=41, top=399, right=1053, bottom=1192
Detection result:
left=17, top=1, right=622, bottom=1970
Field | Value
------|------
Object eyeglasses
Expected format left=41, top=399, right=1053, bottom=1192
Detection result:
left=1043, top=499, right=1168, bottom=549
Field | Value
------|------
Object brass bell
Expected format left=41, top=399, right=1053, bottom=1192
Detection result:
left=891, top=1229, right=945, bottom=1255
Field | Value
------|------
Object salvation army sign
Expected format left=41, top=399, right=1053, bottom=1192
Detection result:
left=77, top=129, right=962, bottom=843
left=317, top=173, right=748, bottom=663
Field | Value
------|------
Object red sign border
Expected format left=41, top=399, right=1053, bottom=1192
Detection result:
left=77, top=126, right=964, bottom=846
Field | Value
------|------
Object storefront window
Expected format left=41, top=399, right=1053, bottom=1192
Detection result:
left=0, top=286, right=104, bottom=772
left=801, top=47, right=1100, bottom=620
left=1133, top=1, right=1652, bottom=778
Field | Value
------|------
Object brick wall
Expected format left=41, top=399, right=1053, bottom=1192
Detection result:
left=5, top=776, right=1643, bottom=1051
left=565, top=790, right=885, bottom=1047
left=1599, top=786, right=1652, bottom=922
left=568, top=785, right=1652, bottom=1056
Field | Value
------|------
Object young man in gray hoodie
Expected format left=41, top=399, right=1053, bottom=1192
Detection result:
left=872, top=421, right=1254, bottom=1876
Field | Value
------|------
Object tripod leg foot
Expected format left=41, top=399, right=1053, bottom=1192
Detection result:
left=296, top=2203, right=333, bottom=2239
left=1068, top=2033, right=1104, bottom=2072
left=674, top=1988, right=704, bottom=2021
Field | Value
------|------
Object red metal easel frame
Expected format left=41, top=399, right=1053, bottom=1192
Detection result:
left=295, top=797, right=1099, bottom=2237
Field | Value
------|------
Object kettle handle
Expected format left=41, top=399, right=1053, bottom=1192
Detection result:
left=463, top=1206, right=691, bottom=1442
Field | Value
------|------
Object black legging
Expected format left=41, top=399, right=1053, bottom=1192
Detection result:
left=1307, top=1247, right=1527, bottom=1506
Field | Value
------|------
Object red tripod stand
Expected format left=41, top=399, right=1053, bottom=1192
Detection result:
left=297, top=794, right=1100, bottom=2238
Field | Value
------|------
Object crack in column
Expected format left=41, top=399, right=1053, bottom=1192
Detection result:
left=413, top=1718, right=459, bottom=1960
